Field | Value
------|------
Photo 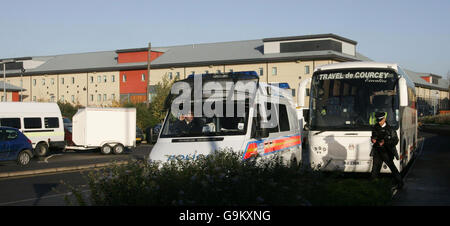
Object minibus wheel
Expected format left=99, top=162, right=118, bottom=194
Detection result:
left=35, top=142, right=49, bottom=157
left=100, top=144, right=112, bottom=155
left=112, top=144, right=125, bottom=155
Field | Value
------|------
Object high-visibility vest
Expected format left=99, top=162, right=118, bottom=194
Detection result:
left=369, top=111, right=387, bottom=125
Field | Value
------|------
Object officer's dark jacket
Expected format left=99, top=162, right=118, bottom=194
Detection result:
left=370, top=123, right=399, bottom=160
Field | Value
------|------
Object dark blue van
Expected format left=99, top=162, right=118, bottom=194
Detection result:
left=0, top=127, right=34, bottom=166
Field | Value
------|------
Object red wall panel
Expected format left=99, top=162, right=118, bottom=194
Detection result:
left=118, top=51, right=164, bottom=64
left=120, top=70, right=148, bottom=95
left=12, top=92, right=19, bottom=102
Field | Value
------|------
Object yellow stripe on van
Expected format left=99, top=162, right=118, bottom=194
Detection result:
left=23, top=131, right=65, bottom=137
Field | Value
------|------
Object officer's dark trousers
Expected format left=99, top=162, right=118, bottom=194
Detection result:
left=371, top=147, right=402, bottom=185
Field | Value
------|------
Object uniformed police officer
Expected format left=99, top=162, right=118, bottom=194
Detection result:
left=370, top=112, right=404, bottom=189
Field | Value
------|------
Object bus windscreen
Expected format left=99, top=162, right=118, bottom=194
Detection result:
left=310, top=69, right=399, bottom=130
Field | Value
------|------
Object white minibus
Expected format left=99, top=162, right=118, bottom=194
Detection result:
left=149, top=71, right=302, bottom=166
left=0, top=102, right=65, bottom=157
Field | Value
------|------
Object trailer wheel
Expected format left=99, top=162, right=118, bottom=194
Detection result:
left=35, top=142, right=49, bottom=157
left=113, top=144, right=125, bottom=155
left=101, top=144, right=112, bottom=155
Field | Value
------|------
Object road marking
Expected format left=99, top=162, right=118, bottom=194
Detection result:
left=0, top=190, right=90, bottom=206
left=42, top=154, right=63, bottom=163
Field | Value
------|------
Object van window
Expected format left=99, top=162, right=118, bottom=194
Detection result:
left=24, top=118, right=42, bottom=129
left=0, top=118, right=21, bottom=129
left=278, top=104, right=290, bottom=132
left=45, top=117, right=59, bottom=128
left=253, top=103, right=279, bottom=134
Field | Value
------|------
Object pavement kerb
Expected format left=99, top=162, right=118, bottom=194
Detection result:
left=0, top=160, right=130, bottom=179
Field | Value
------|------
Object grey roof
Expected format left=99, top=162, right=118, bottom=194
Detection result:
left=405, top=69, right=449, bottom=91
left=262, top=33, right=358, bottom=45
left=0, top=81, right=26, bottom=91
left=3, top=37, right=368, bottom=77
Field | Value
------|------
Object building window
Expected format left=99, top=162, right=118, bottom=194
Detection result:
left=229, top=69, right=233, bottom=73
left=168, top=72, right=172, bottom=80
left=72, top=77, right=75, bottom=84
left=60, top=95, right=64, bottom=102
left=259, top=68, right=264, bottom=76
left=97, top=94, right=101, bottom=101
left=50, top=95, right=55, bottom=102
left=90, top=95, right=94, bottom=102
left=175, top=72, right=180, bottom=80
left=111, top=94, right=115, bottom=100
left=272, top=67, right=277, bottom=76
left=90, top=76, right=94, bottom=83
left=111, top=75, right=115, bottom=82
left=305, top=65, right=310, bottom=74
left=205, top=70, right=209, bottom=74
left=141, top=73, right=146, bottom=81
left=51, top=78, right=55, bottom=85
left=32, top=96, right=36, bottom=101
left=42, top=79, right=45, bottom=86
left=61, top=78, right=64, bottom=85
left=103, top=75, right=107, bottom=83
left=103, top=94, right=107, bottom=101
left=97, top=76, right=101, bottom=83
left=122, top=74, right=127, bottom=82
left=71, top=95, right=75, bottom=102
left=33, top=79, right=36, bottom=86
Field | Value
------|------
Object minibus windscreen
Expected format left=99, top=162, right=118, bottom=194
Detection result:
left=160, top=100, right=250, bottom=138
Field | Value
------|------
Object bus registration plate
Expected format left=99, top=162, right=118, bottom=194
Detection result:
left=345, top=160, right=360, bottom=165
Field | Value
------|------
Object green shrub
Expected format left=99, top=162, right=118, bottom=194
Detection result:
left=65, top=152, right=393, bottom=206
left=419, top=114, right=450, bottom=125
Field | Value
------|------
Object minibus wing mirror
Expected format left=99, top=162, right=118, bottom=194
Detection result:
left=399, top=77, right=408, bottom=107
left=297, top=78, right=311, bottom=107
left=259, top=128, right=269, bottom=138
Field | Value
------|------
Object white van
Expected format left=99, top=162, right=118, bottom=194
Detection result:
left=0, top=102, right=65, bottom=157
left=149, top=71, right=302, bottom=166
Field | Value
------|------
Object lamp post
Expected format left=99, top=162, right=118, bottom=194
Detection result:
left=147, top=42, right=151, bottom=108
left=1, top=59, right=15, bottom=101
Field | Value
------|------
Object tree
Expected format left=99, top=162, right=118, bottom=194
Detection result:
left=148, top=76, right=174, bottom=126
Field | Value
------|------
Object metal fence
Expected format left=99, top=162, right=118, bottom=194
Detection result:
left=417, top=97, right=449, bottom=116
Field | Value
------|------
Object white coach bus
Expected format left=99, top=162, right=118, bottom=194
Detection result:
left=298, top=62, right=417, bottom=173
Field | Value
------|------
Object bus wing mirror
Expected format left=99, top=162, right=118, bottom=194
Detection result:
left=297, top=78, right=311, bottom=107
left=399, top=77, right=408, bottom=107
left=303, top=109, right=310, bottom=124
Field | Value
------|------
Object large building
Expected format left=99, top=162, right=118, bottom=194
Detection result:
left=1, top=33, right=449, bottom=114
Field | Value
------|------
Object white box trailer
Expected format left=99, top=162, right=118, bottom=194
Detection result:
left=67, top=107, right=136, bottom=154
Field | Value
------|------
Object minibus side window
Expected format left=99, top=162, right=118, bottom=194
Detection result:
left=278, top=104, right=290, bottom=132
left=24, top=118, right=42, bottom=129
left=45, top=117, right=60, bottom=129
left=266, top=102, right=279, bottom=134
left=0, top=118, right=21, bottom=129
